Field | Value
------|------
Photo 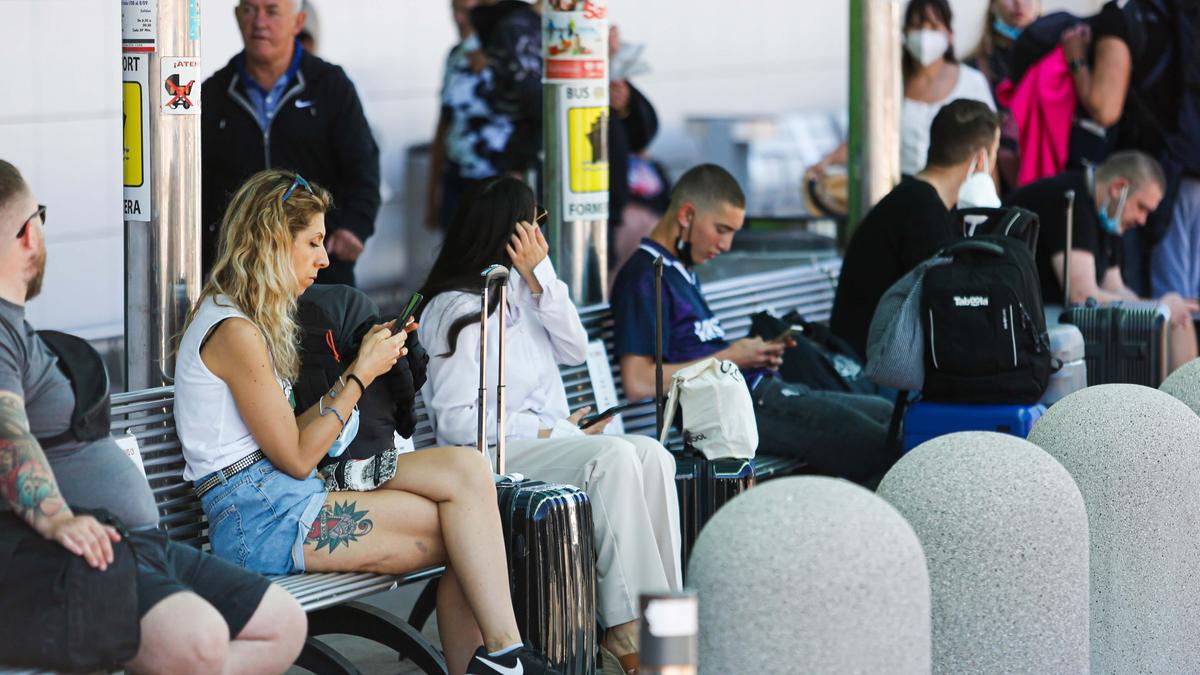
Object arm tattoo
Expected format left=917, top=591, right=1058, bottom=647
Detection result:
left=0, top=393, right=69, bottom=532
left=304, top=500, right=374, bottom=553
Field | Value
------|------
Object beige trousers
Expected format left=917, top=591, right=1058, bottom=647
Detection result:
left=503, top=434, right=682, bottom=627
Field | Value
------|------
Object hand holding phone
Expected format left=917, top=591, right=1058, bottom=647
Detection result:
left=394, top=292, right=423, bottom=335
left=578, top=399, right=653, bottom=430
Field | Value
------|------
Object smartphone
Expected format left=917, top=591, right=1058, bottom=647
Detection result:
left=578, top=399, right=652, bottom=430
left=773, top=324, right=804, bottom=343
left=394, top=292, right=424, bottom=333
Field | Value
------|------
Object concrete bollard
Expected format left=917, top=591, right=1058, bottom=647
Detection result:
left=1028, top=384, right=1200, bottom=672
left=688, top=477, right=931, bottom=674
left=1159, top=358, right=1200, bottom=415
left=877, top=432, right=1089, bottom=674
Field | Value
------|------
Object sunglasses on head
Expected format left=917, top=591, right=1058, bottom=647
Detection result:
left=16, top=205, right=46, bottom=239
left=281, top=174, right=313, bottom=204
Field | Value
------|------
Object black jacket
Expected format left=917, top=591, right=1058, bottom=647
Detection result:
left=294, top=285, right=429, bottom=461
left=201, top=49, right=381, bottom=273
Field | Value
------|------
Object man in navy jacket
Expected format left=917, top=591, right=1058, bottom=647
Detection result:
left=202, top=0, right=380, bottom=286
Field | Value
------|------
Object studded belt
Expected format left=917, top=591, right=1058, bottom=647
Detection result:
left=194, top=450, right=266, bottom=499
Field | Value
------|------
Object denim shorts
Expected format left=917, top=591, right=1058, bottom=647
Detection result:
left=195, top=456, right=327, bottom=576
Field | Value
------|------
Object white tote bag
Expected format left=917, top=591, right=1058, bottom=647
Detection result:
left=659, top=358, right=758, bottom=460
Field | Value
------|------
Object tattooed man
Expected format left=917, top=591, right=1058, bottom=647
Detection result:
left=0, top=160, right=306, bottom=674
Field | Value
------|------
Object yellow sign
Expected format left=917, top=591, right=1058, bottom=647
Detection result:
left=123, top=81, right=144, bottom=188
left=567, top=106, right=609, bottom=193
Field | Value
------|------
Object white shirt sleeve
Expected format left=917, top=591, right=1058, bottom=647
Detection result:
left=421, top=293, right=543, bottom=446
left=513, top=258, right=589, bottom=366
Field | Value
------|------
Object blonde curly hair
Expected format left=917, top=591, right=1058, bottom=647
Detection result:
left=181, top=169, right=331, bottom=382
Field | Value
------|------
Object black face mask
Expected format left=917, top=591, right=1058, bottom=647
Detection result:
left=675, top=218, right=695, bottom=268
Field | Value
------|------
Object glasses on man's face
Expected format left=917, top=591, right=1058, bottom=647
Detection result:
left=16, top=205, right=46, bottom=239
left=281, top=175, right=313, bottom=204
left=535, top=207, right=549, bottom=225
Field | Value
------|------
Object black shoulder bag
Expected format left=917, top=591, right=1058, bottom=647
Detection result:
left=0, top=508, right=140, bottom=671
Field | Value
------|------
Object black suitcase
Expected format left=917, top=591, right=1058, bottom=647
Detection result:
left=476, top=265, right=598, bottom=674
left=1059, top=300, right=1169, bottom=386
left=673, top=450, right=755, bottom=574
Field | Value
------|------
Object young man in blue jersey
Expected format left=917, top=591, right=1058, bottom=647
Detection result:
left=612, top=164, right=896, bottom=487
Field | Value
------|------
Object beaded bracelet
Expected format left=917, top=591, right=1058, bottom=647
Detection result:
left=319, top=394, right=348, bottom=429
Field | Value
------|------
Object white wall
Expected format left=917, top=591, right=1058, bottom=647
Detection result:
left=0, top=0, right=123, bottom=339
left=0, top=0, right=1105, bottom=337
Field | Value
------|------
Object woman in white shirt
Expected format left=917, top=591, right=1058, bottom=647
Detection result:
left=419, top=176, right=682, bottom=675
left=899, top=0, right=997, bottom=175
left=809, top=0, right=996, bottom=180
left=174, top=170, right=556, bottom=675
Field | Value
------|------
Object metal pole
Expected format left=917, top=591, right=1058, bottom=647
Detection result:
left=846, top=0, right=902, bottom=244
left=543, top=2, right=610, bottom=306
left=124, top=0, right=202, bottom=389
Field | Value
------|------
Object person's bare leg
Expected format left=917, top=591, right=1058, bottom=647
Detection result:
left=381, top=446, right=521, bottom=652
left=126, top=592, right=230, bottom=675
left=301, top=447, right=520, bottom=660
left=437, top=566, right=485, bottom=675
left=226, top=585, right=307, bottom=674
left=1169, top=319, right=1198, bottom=373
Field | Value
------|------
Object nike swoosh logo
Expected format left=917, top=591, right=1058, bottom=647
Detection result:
left=295, top=99, right=314, bottom=109
left=475, top=656, right=523, bottom=675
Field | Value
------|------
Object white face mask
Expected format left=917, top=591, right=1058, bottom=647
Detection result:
left=905, top=29, right=950, bottom=67
left=957, top=154, right=1001, bottom=209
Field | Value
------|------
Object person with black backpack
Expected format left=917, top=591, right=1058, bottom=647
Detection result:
left=0, top=160, right=308, bottom=674
left=831, top=99, right=1001, bottom=359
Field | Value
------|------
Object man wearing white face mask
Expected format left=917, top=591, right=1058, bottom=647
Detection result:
left=1004, top=151, right=1199, bottom=371
left=832, top=99, right=1000, bottom=359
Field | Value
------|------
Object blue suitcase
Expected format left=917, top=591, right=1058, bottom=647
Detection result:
left=902, top=401, right=1046, bottom=453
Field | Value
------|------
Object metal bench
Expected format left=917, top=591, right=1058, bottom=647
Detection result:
left=108, top=386, right=449, bottom=675
left=561, top=260, right=843, bottom=480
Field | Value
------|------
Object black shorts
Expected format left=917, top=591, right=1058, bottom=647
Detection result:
left=128, top=528, right=271, bottom=637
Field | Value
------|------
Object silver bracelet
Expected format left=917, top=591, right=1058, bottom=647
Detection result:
left=329, top=375, right=348, bottom=399
left=319, top=394, right=348, bottom=428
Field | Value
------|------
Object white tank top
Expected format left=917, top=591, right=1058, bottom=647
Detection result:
left=174, top=296, right=291, bottom=481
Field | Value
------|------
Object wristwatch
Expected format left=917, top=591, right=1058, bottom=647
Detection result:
left=1068, top=57, right=1089, bottom=73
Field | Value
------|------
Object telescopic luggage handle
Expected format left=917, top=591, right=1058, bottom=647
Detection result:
left=478, top=264, right=510, bottom=475
left=654, top=257, right=665, bottom=439
left=1063, top=189, right=1076, bottom=310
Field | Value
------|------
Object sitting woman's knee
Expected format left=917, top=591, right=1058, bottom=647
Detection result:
left=441, top=445, right=497, bottom=490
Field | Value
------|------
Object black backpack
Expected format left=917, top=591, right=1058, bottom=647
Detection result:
left=294, top=285, right=429, bottom=462
left=0, top=318, right=113, bottom=447
left=920, top=236, right=1052, bottom=405
left=38, top=330, right=112, bottom=445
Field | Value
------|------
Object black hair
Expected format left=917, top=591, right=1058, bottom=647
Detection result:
left=926, top=99, right=999, bottom=168
left=417, top=175, right=538, bottom=357
left=902, top=0, right=957, bottom=81
left=667, top=163, right=746, bottom=213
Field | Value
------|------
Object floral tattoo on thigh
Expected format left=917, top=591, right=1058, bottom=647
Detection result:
left=306, top=500, right=374, bottom=553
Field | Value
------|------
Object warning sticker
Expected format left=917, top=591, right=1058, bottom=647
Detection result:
left=559, top=84, right=610, bottom=220
left=568, top=106, right=608, bottom=193
left=161, top=57, right=201, bottom=115
left=122, top=0, right=156, bottom=52
left=123, top=54, right=151, bottom=222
